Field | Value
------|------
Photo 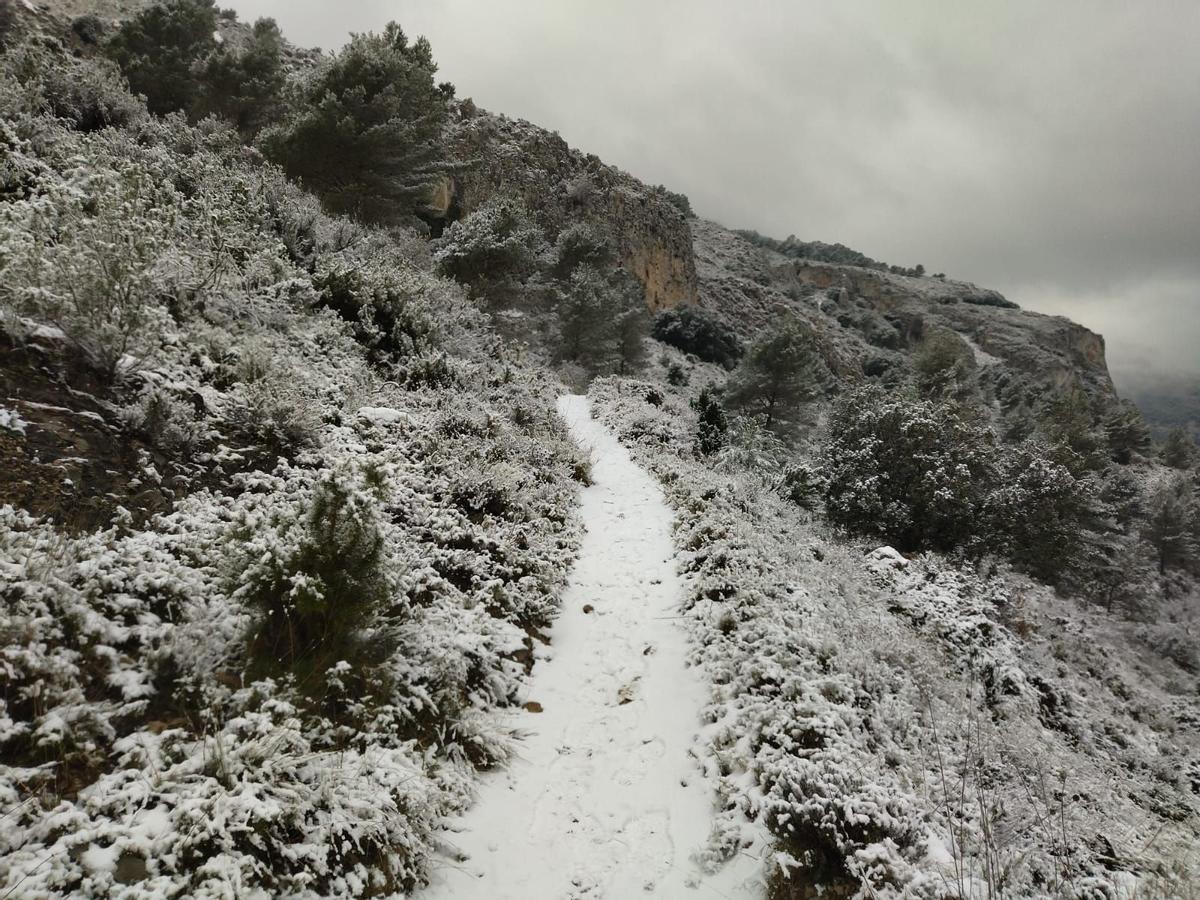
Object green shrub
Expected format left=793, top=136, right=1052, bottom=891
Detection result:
left=71, top=14, right=106, bottom=45
left=912, top=328, right=976, bottom=400
left=691, top=386, right=728, bottom=456
left=194, top=17, right=285, bottom=138
left=985, top=442, right=1088, bottom=582
left=651, top=305, right=742, bottom=369
left=823, top=387, right=998, bottom=552
left=104, top=0, right=218, bottom=116
left=551, top=221, right=614, bottom=278
left=726, top=319, right=827, bottom=435
left=312, top=257, right=435, bottom=361
left=233, top=467, right=396, bottom=677
left=432, top=197, right=548, bottom=295
left=259, top=22, right=452, bottom=225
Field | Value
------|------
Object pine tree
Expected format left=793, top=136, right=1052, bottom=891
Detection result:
left=1037, top=391, right=1107, bottom=474
left=1142, top=476, right=1197, bottom=574
left=259, top=23, right=453, bottom=225
left=104, top=0, right=217, bottom=116
left=556, top=265, right=646, bottom=374
left=1161, top=426, right=1196, bottom=470
left=612, top=270, right=649, bottom=375
left=1104, top=400, right=1152, bottom=464
left=691, top=386, right=728, bottom=456
left=726, top=319, right=826, bottom=435
left=195, top=17, right=286, bottom=138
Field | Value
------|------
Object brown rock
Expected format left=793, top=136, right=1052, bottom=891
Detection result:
left=523, top=701, right=544, bottom=713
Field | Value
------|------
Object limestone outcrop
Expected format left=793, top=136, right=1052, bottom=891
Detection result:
left=432, top=107, right=699, bottom=309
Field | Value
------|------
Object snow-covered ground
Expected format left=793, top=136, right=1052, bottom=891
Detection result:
left=419, top=395, right=764, bottom=899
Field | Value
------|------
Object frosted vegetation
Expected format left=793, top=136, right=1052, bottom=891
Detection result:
left=0, top=28, right=585, bottom=897
left=0, top=1, right=1198, bottom=897
left=591, top=378, right=1199, bottom=899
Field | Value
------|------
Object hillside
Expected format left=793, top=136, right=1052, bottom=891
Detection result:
left=1, top=2, right=1198, bottom=899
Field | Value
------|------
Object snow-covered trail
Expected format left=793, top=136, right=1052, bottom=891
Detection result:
left=418, top=395, right=762, bottom=899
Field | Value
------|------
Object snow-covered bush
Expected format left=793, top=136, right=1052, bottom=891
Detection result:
left=433, top=197, right=550, bottom=297
left=985, top=442, right=1089, bottom=583
left=312, top=256, right=437, bottom=361
left=823, top=387, right=998, bottom=552
left=651, top=304, right=743, bottom=369
left=0, top=47, right=584, bottom=896
left=2, top=45, right=144, bottom=132
left=591, top=377, right=1200, bottom=899
left=232, top=465, right=396, bottom=676
left=0, top=155, right=177, bottom=378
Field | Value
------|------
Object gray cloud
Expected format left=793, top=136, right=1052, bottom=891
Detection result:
left=230, top=0, right=1200, bottom=388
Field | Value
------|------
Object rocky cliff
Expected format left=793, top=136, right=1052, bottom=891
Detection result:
left=689, top=217, right=1120, bottom=415
left=426, top=104, right=1123, bottom=416
left=427, top=106, right=699, bottom=310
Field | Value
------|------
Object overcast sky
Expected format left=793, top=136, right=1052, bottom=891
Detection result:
left=230, top=0, right=1200, bottom=391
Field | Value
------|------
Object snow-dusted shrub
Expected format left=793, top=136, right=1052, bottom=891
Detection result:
left=823, top=386, right=997, bottom=552
left=912, top=327, right=977, bottom=401
left=651, top=305, right=743, bottom=369
left=985, top=441, right=1089, bottom=583
left=0, top=152, right=178, bottom=379
left=551, top=220, right=615, bottom=278
left=691, top=385, right=728, bottom=455
left=224, top=352, right=324, bottom=457
left=2, top=45, right=145, bottom=132
left=779, top=462, right=824, bottom=511
left=120, top=384, right=209, bottom=454
left=231, top=465, right=397, bottom=676
left=433, top=197, right=549, bottom=296
left=312, top=256, right=436, bottom=360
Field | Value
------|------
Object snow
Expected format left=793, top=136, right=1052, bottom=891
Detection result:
left=0, top=405, right=27, bottom=434
left=866, top=545, right=908, bottom=569
left=961, top=333, right=1002, bottom=366
left=355, top=405, right=415, bottom=427
left=419, top=395, right=763, bottom=899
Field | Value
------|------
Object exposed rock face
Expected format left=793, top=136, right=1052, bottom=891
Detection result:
left=689, top=218, right=1120, bottom=413
left=435, top=108, right=699, bottom=309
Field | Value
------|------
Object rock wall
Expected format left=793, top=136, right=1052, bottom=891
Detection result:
left=690, top=218, right=1120, bottom=412
left=433, top=108, right=699, bottom=309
